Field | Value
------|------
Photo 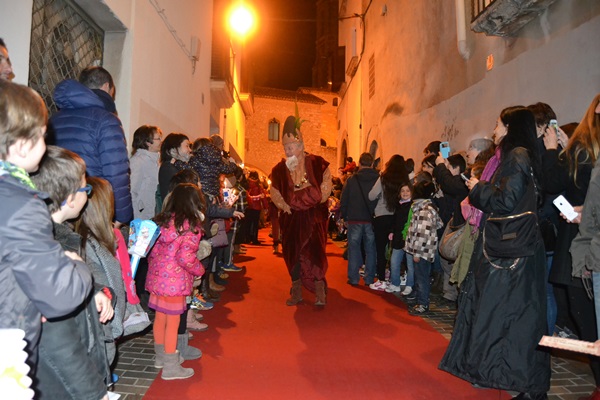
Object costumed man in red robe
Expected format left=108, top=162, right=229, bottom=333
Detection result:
left=270, top=115, right=332, bottom=306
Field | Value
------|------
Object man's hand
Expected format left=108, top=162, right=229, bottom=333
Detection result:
left=233, top=211, right=245, bottom=219
left=94, top=292, right=114, bottom=323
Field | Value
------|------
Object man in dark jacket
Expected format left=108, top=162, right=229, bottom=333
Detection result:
left=48, top=66, right=132, bottom=225
left=340, top=152, right=380, bottom=285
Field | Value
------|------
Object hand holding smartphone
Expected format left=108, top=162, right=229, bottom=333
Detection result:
left=548, top=119, right=559, bottom=137
left=440, top=142, right=451, bottom=158
left=553, top=195, right=579, bottom=222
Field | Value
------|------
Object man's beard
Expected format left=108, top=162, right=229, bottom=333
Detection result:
left=286, top=155, right=299, bottom=171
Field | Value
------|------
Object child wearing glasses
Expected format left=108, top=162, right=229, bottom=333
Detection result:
left=32, top=145, right=114, bottom=400
left=0, top=81, right=93, bottom=374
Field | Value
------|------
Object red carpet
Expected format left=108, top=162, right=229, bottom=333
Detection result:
left=144, top=229, right=510, bottom=400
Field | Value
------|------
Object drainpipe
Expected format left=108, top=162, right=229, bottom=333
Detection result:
left=455, top=0, right=471, bottom=60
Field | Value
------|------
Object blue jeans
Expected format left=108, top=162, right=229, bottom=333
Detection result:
left=546, top=253, right=557, bottom=334
left=413, top=257, right=432, bottom=307
left=390, top=248, right=414, bottom=287
left=347, top=223, right=376, bottom=284
left=594, top=271, right=600, bottom=338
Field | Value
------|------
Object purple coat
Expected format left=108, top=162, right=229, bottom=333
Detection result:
left=146, top=220, right=204, bottom=296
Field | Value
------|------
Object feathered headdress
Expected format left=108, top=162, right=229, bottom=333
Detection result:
left=282, top=102, right=305, bottom=145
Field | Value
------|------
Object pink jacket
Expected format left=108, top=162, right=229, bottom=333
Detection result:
left=146, top=219, right=204, bottom=296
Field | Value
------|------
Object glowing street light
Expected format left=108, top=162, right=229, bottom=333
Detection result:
left=229, top=3, right=256, bottom=38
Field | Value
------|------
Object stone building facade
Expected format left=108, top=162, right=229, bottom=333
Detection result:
left=245, top=87, right=338, bottom=178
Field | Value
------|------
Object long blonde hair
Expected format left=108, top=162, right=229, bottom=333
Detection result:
left=75, top=176, right=116, bottom=255
left=562, top=94, right=600, bottom=183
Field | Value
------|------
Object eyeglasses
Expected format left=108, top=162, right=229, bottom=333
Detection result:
left=61, top=184, right=93, bottom=206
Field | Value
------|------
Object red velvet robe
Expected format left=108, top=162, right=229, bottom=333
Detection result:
left=271, top=154, right=329, bottom=292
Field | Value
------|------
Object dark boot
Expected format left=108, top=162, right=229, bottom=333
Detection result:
left=209, top=273, right=225, bottom=292
left=286, top=280, right=303, bottom=306
left=315, top=280, right=327, bottom=306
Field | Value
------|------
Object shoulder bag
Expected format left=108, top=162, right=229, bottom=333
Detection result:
left=439, top=216, right=466, bottom=261
left=482, top=167, right=540, bottom=270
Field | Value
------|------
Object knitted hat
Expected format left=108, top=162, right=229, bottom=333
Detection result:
left=282, top=115, right=303, bottom=145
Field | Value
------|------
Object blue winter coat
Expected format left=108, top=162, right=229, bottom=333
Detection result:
left=48, top=79, right=133, bottom=223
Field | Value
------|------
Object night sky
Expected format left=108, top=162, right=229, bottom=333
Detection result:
left=248, top=0, right=317, bottom=91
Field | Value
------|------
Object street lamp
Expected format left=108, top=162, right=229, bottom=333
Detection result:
left=228, top=2, right=256, bottom=39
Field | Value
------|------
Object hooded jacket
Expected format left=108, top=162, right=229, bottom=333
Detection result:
left=146, top=220, right=205, bottom=296
left=48, top=79, right=132, bottom=223
left=0, top=173, right=92, bottom=365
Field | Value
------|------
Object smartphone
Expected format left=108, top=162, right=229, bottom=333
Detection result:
left=549, top=119, right=559, bottom=135
left=460, top=173, right=469, bottom=182
left=440, top=142, right=451, bottom=158
left=553, top=195, right=578, bottom=221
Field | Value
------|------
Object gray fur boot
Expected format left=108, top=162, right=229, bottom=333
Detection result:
left=154, top=343, right=165, bottom=368
left=177, top=333, right=202, bottom=360
left=161, top=351, right=194, bottom=380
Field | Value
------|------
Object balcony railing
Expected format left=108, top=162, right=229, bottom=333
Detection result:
left=470, top=0, right=557, bottom=37
left=471, top=0, right=497, bottom=22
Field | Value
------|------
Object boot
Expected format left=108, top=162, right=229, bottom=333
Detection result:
left=286, top=280, right=303, bottom=306
left=154, top=343, right=165, bottom=368
left=186, top=312, right=209, bottom=331
left=161, top=351, right=194, bottom=380
left=177, top=333, right=202, bottom=360
left=154, top=344, right=183, bottom=368
left=315, top=280, right=327, bottom=306
left=209, top=273, right=225, bottom=292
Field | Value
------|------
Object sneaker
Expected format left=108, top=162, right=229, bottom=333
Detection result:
left=408, top=304, right=429, bottom=315
left=400, top=274, right=407, bottom=286
left=385, top=284, right=401, bottom=293
left=359, top=266, right=365, bottom=277
left=190, top=297, right=214, bottom=311
left=401, top=286, right=413, bottom=296
left=369, top=281, right=387, bottom=291
left=223, top=263, right=243, bottom=272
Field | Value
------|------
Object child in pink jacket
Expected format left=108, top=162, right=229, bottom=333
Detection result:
left=146, top=183, right=206, bottom=380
